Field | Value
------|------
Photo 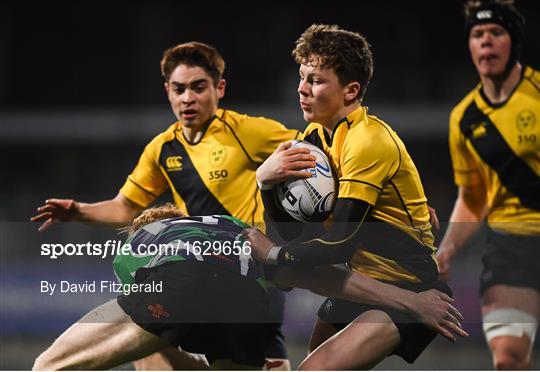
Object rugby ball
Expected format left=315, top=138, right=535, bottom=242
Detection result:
left=276, top=141, right=336, bottom=222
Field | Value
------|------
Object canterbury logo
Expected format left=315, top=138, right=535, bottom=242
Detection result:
left=165, top=156, right=183, bottom=171
left=471, top=122, right=488, bottom=138
left=476, top=10, right=493, bottom=20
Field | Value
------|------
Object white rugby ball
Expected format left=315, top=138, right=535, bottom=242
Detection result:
left=276, top=141, right=336, bottom=222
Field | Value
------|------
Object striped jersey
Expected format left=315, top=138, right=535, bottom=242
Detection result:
left=449, top=65, right=540, bottom=235
left=113, top=215, right=266, bottom=286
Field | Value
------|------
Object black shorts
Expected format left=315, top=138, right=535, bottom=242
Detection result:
left=117, top=261, right=274, bottom=367
left=317, top=281, right=452, bottom=364
left=480, top=228, right=540, bottom=295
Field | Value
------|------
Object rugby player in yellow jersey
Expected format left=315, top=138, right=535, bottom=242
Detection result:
left=244, top=24, right=466, bottom=369
left=31, top=42, right=302, bottom=370
left=436, top=1, right=539, bottom=369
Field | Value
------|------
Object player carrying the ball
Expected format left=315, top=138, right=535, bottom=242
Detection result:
left=244, top=24, right=467, bottom=369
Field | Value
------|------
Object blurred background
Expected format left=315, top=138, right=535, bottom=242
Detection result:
left=1, top=1, right=539, bottom=369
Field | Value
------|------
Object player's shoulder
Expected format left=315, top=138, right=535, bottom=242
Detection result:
left=219, top=108, right=285, bottom=129
left=343, top=112, right=401, bottom=160
left=363, top=112, right=392, bottom=132
left=523, top=65, right=540, bottom=93
left=143, top=122, right=179, bottom=154
left=361, top=112, right=400, bottom=148
left=151, top=122, right=178, bottom=141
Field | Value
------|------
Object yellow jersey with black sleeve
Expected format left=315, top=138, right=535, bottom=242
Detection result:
left=302, top=106, right=437, bottom=283
left=449, top=66, right=540, bottom=236
left=119, top=108, right=300, bottom=229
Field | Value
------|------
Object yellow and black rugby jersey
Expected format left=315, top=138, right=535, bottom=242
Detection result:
left=450, top=66, right=540, bottom=236
left=302, top=106, right=436, bottom=283
left=120, top=108, right=300, bottom=229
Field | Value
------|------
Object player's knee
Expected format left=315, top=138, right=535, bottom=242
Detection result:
left=483, top=308, right=536, bottom=370
left=493, top=349, right=530, bottom=371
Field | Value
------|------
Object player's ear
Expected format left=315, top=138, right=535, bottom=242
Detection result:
left=164, top=82, right=170, bottom=94
left=344, top=81, right=361, bottom=102
left=217, top=79, right=226, bottom=99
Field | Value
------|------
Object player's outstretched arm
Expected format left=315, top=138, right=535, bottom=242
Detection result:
left=436, top=184, right=487, bottom=281
left=31, top=193, right=143, bottom=231
left=270, top=265, right=469, bottom=342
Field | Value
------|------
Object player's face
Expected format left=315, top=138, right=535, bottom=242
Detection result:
left=298, top=62, right=349, bottom=128
left=469, top=23, right=512, bottom=78
left=165, top=65, right=225, bottom=129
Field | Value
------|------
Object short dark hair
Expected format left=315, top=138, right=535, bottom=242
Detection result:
left=292, top=24, right=374, bottom=102
left=160, top=42, right=225, bottom=86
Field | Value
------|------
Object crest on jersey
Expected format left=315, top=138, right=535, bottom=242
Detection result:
left=516, top=110, right=536, bottom=132
left=209, top=145, right=228, bottom=167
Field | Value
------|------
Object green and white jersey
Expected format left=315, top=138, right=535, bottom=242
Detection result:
left=113, top=215, right=266, bottom=286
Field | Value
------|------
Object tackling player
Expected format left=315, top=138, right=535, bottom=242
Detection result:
left=33, top=204, right=466, bottom=370
left=436, top=0, right=539, bottom=369
left=31, top=42, right=303, bottom=370
left=245, top=24, right=466, bottom=369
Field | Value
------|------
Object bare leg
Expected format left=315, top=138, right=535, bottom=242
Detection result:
left=33, top=299, right=168, bottom=370
left=482, top=285, right=540, bottom=370
left=299, top=310, right=401, bottom=370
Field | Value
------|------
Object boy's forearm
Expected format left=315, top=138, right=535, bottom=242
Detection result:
left=78, top=196, right=141, bottom=226
left=271, top=265, right=418, bottom=314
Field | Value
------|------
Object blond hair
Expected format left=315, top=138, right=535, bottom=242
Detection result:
left=121, top=203, right=185, bottom=236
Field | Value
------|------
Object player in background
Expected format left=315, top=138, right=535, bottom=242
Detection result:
left=31, top=42, right=304, bottom=370
left=436, top=0, right=539, bottom=369
left=244, top=24, right=466, bottom=369
left=33, top=204, right=465, bottom=370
